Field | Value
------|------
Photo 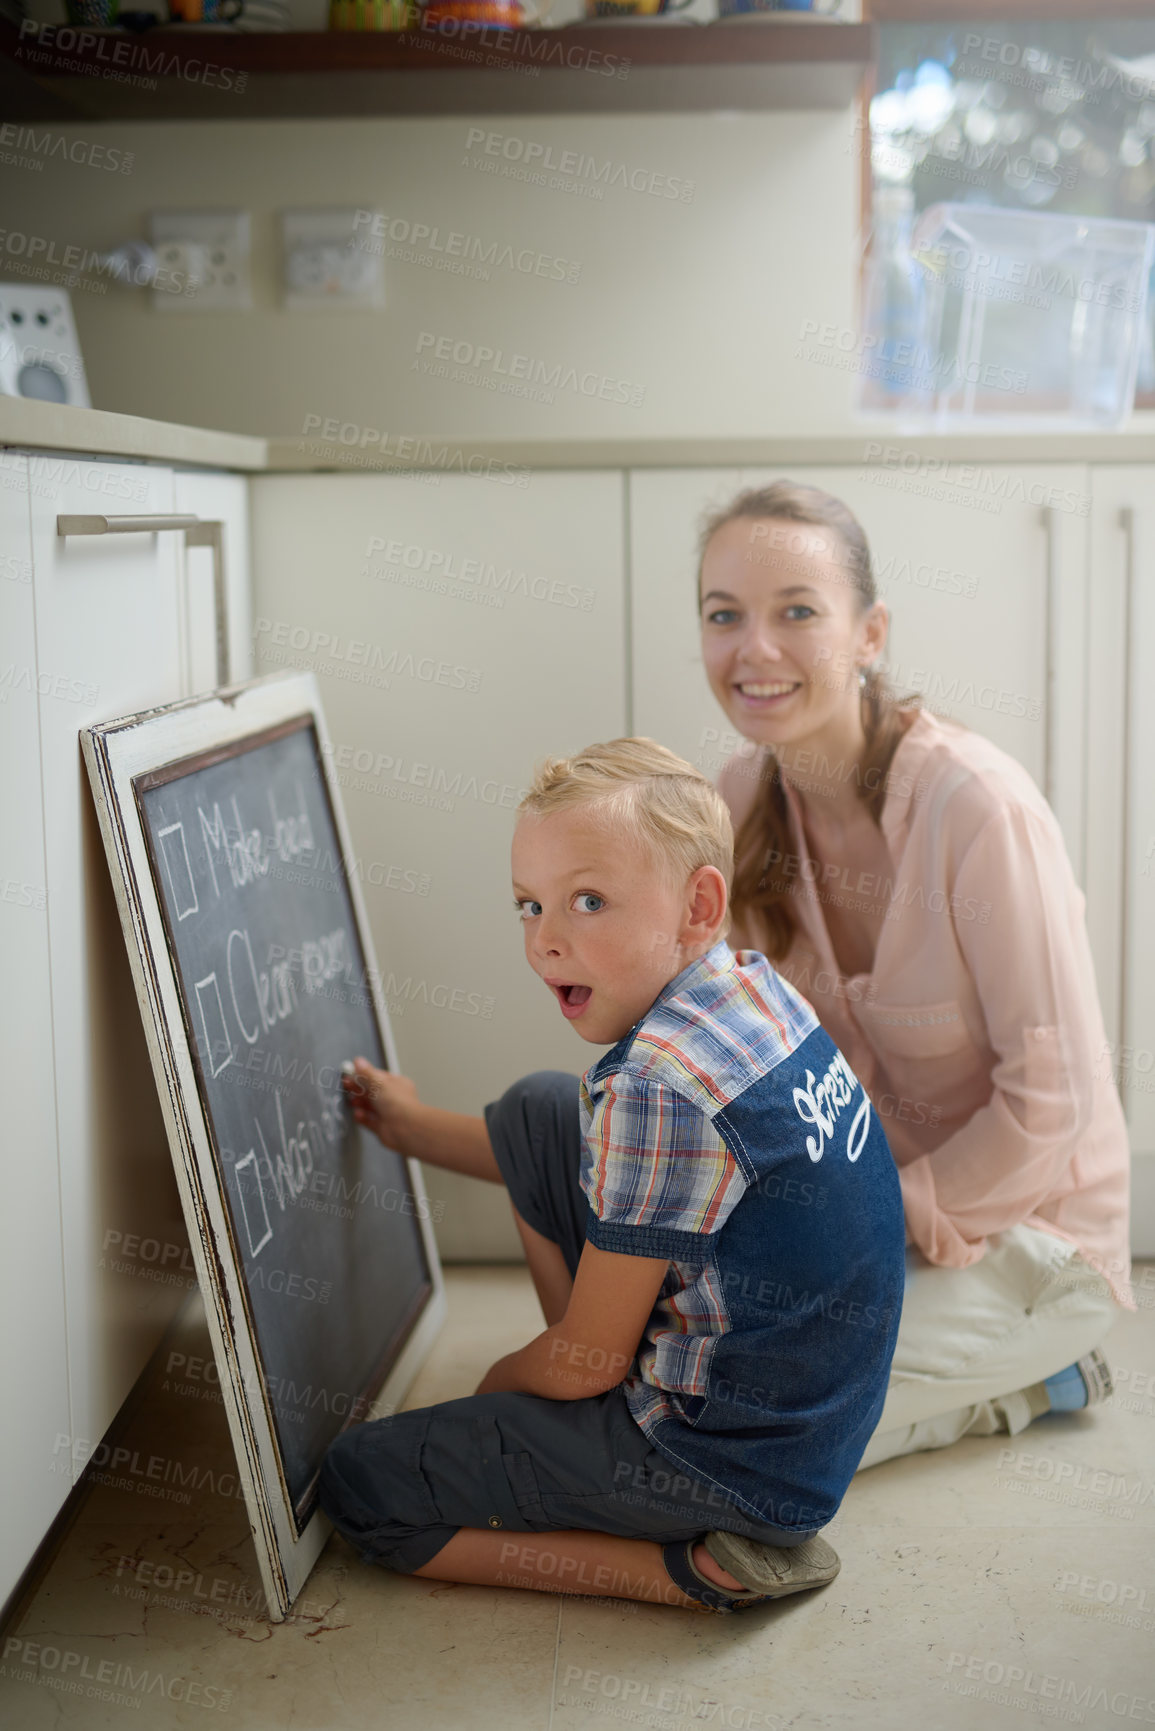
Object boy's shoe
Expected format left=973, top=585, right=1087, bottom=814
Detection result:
left=662, top=1539, right=774, bottom=1613
left=702, top=1530, right=841, bottom=1599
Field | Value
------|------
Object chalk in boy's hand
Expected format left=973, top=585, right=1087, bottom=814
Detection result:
left=340, top=1058, right=368, bottom=1110
left=340, top=1056, right=423, bottom=1158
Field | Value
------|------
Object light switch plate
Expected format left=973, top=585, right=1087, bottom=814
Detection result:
left=149, top=209, right=251, bottom=311
left=281, top=208, right=385, bottom=310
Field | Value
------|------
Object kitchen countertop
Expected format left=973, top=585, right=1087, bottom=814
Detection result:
left=5, top=395, right=1155, bottom=471
left=268, top=425, right=1155, bottom=470
left=0, top=397, right=267, bottom=471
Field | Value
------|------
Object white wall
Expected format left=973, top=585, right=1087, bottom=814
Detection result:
left=1, top=109, right=864, bottom=437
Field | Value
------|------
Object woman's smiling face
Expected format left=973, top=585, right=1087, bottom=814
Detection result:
left=698, top=514, right=888, bottom=753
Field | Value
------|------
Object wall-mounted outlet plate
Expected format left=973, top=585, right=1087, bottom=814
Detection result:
left=149, top=210, right=251, bottom=311
left=281, top=209, right=384, bottom=311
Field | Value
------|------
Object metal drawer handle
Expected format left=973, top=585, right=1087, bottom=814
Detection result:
left=57, top=512, right=229, bottom=688
left=57, top=514, right=200, bottom=536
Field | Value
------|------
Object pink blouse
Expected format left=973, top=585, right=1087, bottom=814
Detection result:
left=718, top=706, right=1132, bottom=1308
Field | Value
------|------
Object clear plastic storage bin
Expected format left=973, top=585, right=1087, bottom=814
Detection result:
left=861, top=200, right=1155, bottom=428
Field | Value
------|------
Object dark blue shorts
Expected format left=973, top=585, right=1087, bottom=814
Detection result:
left=318, top=1071, right=814, bottom=1574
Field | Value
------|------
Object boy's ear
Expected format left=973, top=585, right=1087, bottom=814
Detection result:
left=684, top=865, right=728, bottom=942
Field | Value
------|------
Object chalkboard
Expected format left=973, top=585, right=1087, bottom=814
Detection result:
left=83, top=674, right=444, bottom=1618
left=136, top=713, right=431, bottom=1521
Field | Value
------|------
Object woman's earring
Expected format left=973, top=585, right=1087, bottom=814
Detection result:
left=858, top=667, right=868, bottom=690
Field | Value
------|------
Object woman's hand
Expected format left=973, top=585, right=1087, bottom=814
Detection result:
left=342, top=1057, right=422, bottom=1158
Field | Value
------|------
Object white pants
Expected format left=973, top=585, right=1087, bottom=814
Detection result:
left=857, top=1222, right=1120, bottom=1471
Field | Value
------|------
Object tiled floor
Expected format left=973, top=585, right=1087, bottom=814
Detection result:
left=3, top=1263, right=1153, bottom=1731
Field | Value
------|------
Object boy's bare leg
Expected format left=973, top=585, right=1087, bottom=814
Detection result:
left=412, top=1527, right=744, bottom=1606
left=344, top=1060, right=502, bottom=1183
left=510, top=1209, right=574, bottom=1326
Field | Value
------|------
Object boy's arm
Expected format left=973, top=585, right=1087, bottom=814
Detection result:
left=475, top=1240, right=668, bottom=1400
left=478, top=1071, right=742, bottom=1400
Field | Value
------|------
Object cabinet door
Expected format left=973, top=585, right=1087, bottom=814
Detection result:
left=28, top=456, right=189, bottom=1475
left=173, top=468, right=253, bottom=692
left=1087, top=467, right=1155, bottom=1247
left=250, top=472, right=626, bottom=1260
left=630, top=464, right=1090, bottom=875
left=0, top=453, right=72, bottom=1602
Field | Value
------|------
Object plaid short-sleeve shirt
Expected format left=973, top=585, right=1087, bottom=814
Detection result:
left=579, top=940, right=906, bottom=1532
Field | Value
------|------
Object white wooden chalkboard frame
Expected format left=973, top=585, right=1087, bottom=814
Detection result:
left=82, top=670, right=446, bottom=1621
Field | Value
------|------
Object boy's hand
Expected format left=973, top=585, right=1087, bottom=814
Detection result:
left=342, top=1057, right=421, bottom=1158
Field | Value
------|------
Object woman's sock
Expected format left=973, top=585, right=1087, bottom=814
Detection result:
left=1022, top=1349, right=1114, bottom=1419
left=1032, top=1348, right=1115, bottom=1415
left=1043, top=1363, right=1091, bottom=1411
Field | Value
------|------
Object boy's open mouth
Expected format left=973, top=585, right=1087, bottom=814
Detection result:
left=546, top=979, right=593, bottom=1020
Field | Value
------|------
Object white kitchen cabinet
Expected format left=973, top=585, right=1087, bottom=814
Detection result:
left=250, top=471, right=626, bottom=1259
left=27, top=456, right=190, bottom=1483
left=628, top=464, right=1091, bottom=879
left=0, top=451, right=258, bottom=1606
left=0, top=453, right=71, bottom=1609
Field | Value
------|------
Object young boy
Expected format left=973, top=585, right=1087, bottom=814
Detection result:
left=320, top=738, right=906, bottom=1613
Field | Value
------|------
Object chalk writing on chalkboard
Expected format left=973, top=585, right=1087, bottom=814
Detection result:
left=135, top=714, right=431, bottom=1528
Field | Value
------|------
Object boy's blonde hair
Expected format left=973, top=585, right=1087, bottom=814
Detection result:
left=517, top=738, right=734, bottom=932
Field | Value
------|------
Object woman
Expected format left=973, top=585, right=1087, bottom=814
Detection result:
left=699, top=480, right=1130, bottom=1464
